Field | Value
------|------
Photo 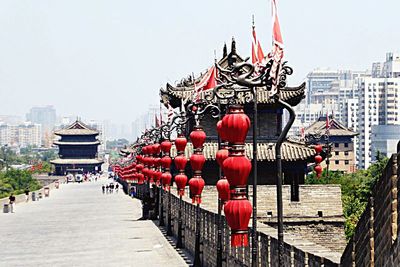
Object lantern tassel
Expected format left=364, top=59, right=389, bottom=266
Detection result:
left=231, top=233, right=249, bottom=247
left=192, top=195, right=202, bottom=204
left=178, top=189, right=185, bottom=196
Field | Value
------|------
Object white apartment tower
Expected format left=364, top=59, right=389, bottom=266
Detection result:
left=358, top=53, right=400, bottom=169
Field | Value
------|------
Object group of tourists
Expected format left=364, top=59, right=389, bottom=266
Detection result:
left=102, top=183, right=119, bottom=194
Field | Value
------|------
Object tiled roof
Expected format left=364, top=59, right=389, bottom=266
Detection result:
left=305, top=117, right=358, bottom=137
left=54, top=120, right=99, bottom=136
left=54, top=141, right=100, bottom=146
left=169, top=140, right=314, bottom=162
left=50, top=158, right=103, bottom=165
left=163, top=83, right=306, bottom=107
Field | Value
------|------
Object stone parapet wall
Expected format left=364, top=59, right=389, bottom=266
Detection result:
left=1, top=177, right=65, bottom=208
left=340, top=153, right=400, bottom=266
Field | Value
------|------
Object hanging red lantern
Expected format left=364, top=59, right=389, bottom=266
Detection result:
left=189, top=177, right=205, bottom=204
left=175, top=135, right=187, bottom=152
left=161, top=172, right=172, bottom=191
left=314, top=165, right=323, bottom=178
left=155, top=171, right=163, bottom=185
left=221, top=105, right=250, bottom=144
left=216, top=148, right=229, bottom=167
left=224, top=199, right=252, bottom=246
left=223, top=154, right=252, bottom=187
left=217, top=120, right=228, bottom=142
left=153, top=143, right=161, bottom=155
left=137, top=173, right=144, bottom=184
left=314, top=144, right=323, bottom=154
left=175, top=174, right=188, bottom=196
left=160, top=156, right=172, bottom=169
left=190, top=153, right=206, bottom=172
left=216, top=178, right=230, bottom=203
left=161, top=140, right=172, bottom=153
left=315, top=155, right=323, bottom=164
left=217, top=104, right=252, bottom=247
left=174, top=155, right=188, bottom=171
left=190, top=126, right=206, bottom=149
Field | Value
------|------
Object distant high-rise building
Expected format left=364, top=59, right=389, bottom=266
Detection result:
left=26, top=106, right=56, bottom=132
left=0, top=122, right=42, bottom=147
left=357, top=76, right=400, bottom=169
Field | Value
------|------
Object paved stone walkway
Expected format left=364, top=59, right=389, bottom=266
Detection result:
left=0, top=177, right=188, bottom=267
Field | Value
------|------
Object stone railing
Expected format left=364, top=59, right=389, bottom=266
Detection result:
left=135, top=184, right=339, bottom=266
left=340, top=152, right=400, bottom=266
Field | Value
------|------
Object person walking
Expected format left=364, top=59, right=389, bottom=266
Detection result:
left=24, top=189, right=30, bottom=202
left=115, top=183, right=119, bottom=193
left=9, top=194, right=16, bottom=213
left=105, top=184, right=109, bottom=194
left=102, top=185, right=105, bottom=194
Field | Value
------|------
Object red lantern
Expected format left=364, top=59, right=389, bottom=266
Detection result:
left=161, top=172, right=172, bottom=190
left=161, top=140, right=172, bottom=153
left=216, top=178, right=230, bottom=203
left=190, top=153, right=205, bottom=172
left=221, top=105, right=250, bottom=144
left=175, top=174, right=188, bottom=196
left=155, top=171, right=163, bottom=185
left=174, top=155, right=188, bottom=171
left=189, top=177, right=205, bottom=204
left=190, top=126, right=206, bottom=149
left=315, top=155, right=323, bottom=164
left=217, top=120, right=228, bottom=142
left=216, top=148, right=229, bottom=167
left=137, top=173, right=144, bottom=184
left=314, top=165, right=323, bottom=178
left=153, top=143, right=161, bottom=155
left=314, top=144, right=323, bottom=154
left=224, top=199, right=252, bottom=247
left=223, top=155, right=252, bottom=187
left=175, top=135, right=187, bottom=152
left=160, top=156, right=172, bottom=169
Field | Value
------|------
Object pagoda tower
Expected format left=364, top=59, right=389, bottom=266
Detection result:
left=51, top=120, right=103, bottom=175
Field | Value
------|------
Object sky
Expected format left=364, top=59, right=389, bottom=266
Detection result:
left=0, top=0, right=399, bottom=125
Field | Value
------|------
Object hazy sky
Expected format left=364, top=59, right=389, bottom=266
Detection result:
left=0, top=0, right=399, bottom=124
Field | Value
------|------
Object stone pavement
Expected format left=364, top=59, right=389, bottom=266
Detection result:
left=0, top=177, right=188, bottom=267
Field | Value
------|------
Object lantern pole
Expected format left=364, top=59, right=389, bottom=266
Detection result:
left=275, top=99, right=295, bottom=266
left=177, top=194, right=183, bottom=248
left=216, top=107, right=223, bottom=267
left=251, top=87, right=258, bottom=267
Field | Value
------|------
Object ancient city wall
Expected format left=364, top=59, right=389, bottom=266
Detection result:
left=340, top=153, right=400, bottom=266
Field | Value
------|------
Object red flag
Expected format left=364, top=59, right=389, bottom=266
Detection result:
left=194, top=65, right=217, bottom=102
left=269, top=0, right=284, bottom=96
left=252, top=25, right=265, bottom=65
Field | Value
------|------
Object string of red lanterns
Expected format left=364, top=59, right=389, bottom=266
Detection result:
left=188, top=125, right=206, bottom=204
left=314, top=144, right=323, bottom=178
left=218, top=105, right=253, bottom=247
left=174, top=135, right=188, bottom=196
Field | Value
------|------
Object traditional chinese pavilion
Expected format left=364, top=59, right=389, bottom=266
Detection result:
left=51, top=120, right=103, bottom=175
left=160, top=39, right=315, bottom=201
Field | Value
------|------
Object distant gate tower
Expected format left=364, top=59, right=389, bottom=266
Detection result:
left=51, top=120, right=103, bottom=175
